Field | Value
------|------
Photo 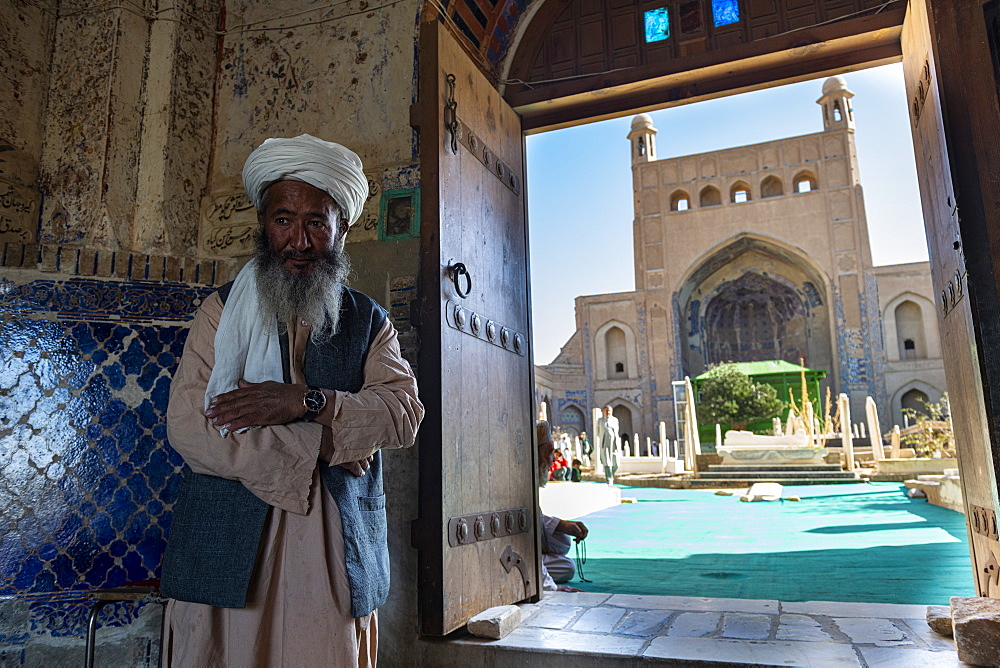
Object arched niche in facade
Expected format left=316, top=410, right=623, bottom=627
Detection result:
left=699, top=185, right=722, bottom=207
left=670, top=190, right=690, bottom=212
left=891, top=380, right=943, bottom=428
left=793, top=170, right=819, bottom=193
left=760, top=175, right=784, bottom=198
left=674, top=234, right=834, bottom=380
left=881, top=292, right=940, bottom=362
left=730, top=180, right=751, bottom=203
left=556, top=403, right=586, bottom=437
left=593, top=320, right=638, bottom=381
left=703, top=272, right=808, bottom=367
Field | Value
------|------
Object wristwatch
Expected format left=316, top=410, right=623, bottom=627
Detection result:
left=302, top=386, right=327, bottom=421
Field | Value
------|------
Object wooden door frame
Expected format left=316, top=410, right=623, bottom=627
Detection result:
left=490, top=0, right=997, bottom=586
left=412, top=18, right=446, bottom=632
left=503, top=3, right=908, bottom=134
left=417, top=0, right=1000, bottom=612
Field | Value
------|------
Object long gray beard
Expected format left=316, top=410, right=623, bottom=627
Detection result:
left=254, top=230, right=352, bottom=343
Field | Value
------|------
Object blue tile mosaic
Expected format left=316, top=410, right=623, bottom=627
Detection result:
left=712, top=0, right=740, bottom=27
left=644, top=8, right=670, bottom=43
left=1, top=277, right=209, bottom=643
left=1, top=278, right=210, bottom=323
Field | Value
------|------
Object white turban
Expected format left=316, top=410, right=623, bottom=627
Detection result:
left=242, top=134, right=368, bottom=226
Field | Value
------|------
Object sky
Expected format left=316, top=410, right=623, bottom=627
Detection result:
left=526, top=62, right=927, bottom=366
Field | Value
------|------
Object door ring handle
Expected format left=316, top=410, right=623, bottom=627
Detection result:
left=450, top=262, right=472, bottom=298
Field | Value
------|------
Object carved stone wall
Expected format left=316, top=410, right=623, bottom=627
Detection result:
left=31, top=0, right=220, bottom=256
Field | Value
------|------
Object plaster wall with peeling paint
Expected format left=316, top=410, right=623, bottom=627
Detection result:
left=1, top=1, right=431, bottom=662
left=1, top=0, right=55, bottom=246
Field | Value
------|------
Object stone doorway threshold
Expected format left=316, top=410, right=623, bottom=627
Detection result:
left=441, top=591, right=965, bottom=667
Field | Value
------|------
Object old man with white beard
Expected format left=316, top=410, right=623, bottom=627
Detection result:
left=160, top=135, right=424, bottom=667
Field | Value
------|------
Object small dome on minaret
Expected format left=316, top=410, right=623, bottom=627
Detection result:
left=821, top=75, right=849, bottom=96
left=631, top=113, right=655, bottom=131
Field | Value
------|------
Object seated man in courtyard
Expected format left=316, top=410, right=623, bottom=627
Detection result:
left=537, top=420, right=589, bottom=590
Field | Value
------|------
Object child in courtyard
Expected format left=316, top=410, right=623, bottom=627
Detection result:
left=549, top=449, right=569, bottom=480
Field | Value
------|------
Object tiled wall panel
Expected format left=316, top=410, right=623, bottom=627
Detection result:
left=0, top=277, right=210, bottom=658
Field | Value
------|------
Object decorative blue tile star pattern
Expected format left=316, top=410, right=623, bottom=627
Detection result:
left=0, top=278, right=212, bottom=645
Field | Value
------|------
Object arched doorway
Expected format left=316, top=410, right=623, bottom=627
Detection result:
left=611, top=404, right=634, bottom=453
left=901, top=388, right=930, bottom=420
left=558, top=404, right=585, bottom=437
left=417, top=0, right=1000, bottom=632
left=674, top=235, right=833, bottom=378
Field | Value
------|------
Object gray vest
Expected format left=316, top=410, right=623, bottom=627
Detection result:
left=161, top=286, right=390, bottom=618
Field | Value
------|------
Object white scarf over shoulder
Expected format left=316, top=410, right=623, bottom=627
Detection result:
left=204, top=260, right=283, bottom=435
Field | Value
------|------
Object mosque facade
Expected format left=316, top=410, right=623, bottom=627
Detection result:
left=535, top=77, right=947, bottom=445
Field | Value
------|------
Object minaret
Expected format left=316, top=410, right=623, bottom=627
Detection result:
left=628, top=113, right=657, bottom=164
left=816, top=75, right=855, bottom=131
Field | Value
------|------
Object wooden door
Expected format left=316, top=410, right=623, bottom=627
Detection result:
left=412, top=20, right=539, bottom=635
left=903, top=0, right=1000, bottom=596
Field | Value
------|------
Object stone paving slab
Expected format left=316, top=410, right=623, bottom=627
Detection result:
left=782, top=600, right=930, bottom=618
left=776, top=614, right=832, bottom=641
left=522, top=605, right=584, bottom=629
left=606, top=594, right=779, bottom=613
left=721, top=612, right=772, bottom=639
left=666, top=612, right=722, bottom=637
left=833, top=617, right=915, bottom=646
left=538, top=591, right=613, bottom=607
left=571, top=606, right=626, bottom=633
left=643, top=636, right=863, bottom=666
left=858, top=646, right=969, bottom=667
left=484, top=627, right=646, bottom=656
left=616, top=610, right=673, bottom=636
left=903, top=617, right=961, bottom=651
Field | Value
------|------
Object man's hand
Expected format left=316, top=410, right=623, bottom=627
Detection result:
left=206, top=380, right=308, bottom=431
left=556, top=584, right=585, bottom=592
left=338, top=456, right=374, bottom=477
left=555, top=519, right=589, bottom=541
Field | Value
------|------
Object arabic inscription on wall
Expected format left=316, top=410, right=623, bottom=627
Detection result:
left=201, top=191, right=256, bottom=256
left=0, top=181, right=40, bottom=244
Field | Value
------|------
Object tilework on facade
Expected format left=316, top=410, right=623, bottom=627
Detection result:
left=834, top=281, right=879, bottom=394
left=864, top=273, right=887, bottom=407
left=0, top=278, right=210, bottom=644
left=636, top=305, right=653, bottom=424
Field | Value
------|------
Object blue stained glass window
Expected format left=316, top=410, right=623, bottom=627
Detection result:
left=712, top=0, right=741, bottom=27
left=644, top=8, right=670, bottom=43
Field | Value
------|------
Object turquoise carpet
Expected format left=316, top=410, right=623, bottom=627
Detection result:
left=566, top=482, right=975, bottom=605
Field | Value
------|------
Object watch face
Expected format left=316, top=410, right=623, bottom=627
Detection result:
left=304, top=389, right=326, bottom=412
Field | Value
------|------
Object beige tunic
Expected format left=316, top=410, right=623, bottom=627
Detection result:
left=163, top=292, right=423, bottom=667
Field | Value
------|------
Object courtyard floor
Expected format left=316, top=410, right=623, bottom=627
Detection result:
left=547, top=481, right=974, bottom=606
left=446, top=481, right=974, bottom=666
